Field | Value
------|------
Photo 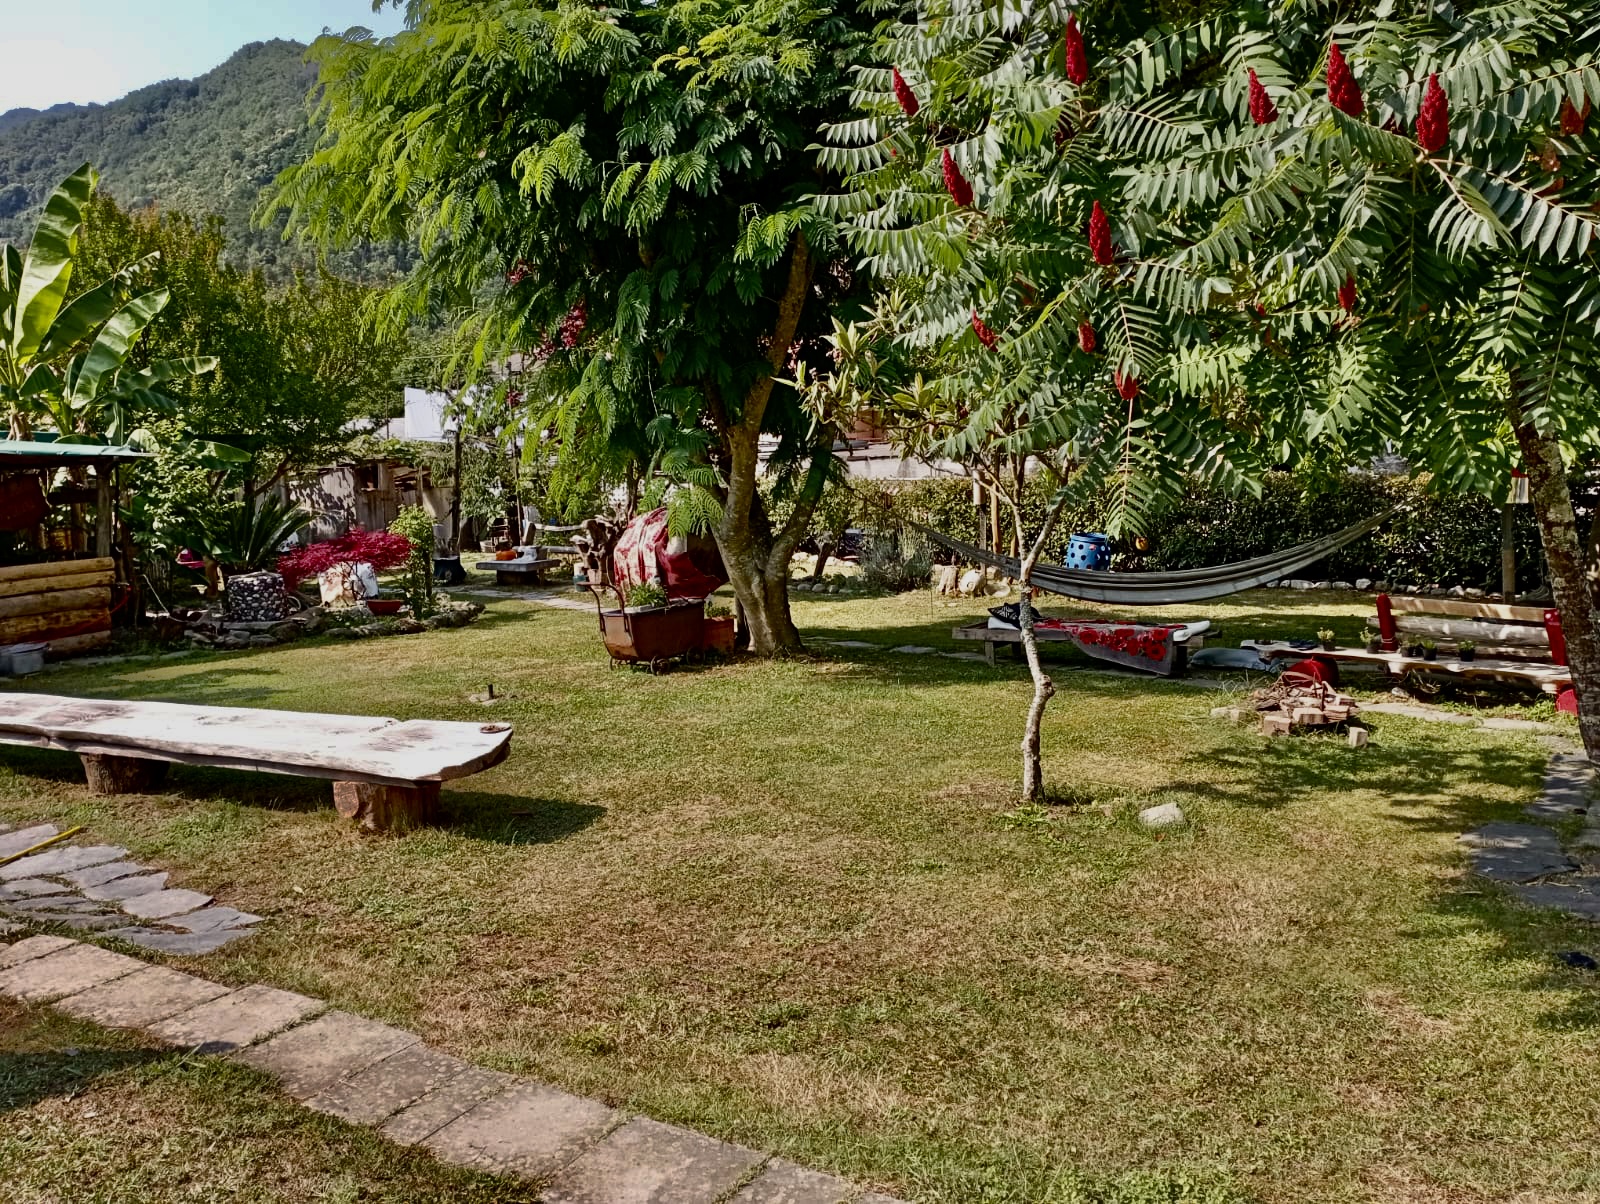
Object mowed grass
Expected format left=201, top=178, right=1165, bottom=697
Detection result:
left=0, top=999, right=530, bottom=1203
left=2, top=587, right=1599, bottom=1202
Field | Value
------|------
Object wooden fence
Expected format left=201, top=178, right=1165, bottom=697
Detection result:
left=0, top=558, right=114, bottom=657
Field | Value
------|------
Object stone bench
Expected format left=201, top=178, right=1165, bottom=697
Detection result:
left=0, top=694, right=512, bottom=833
left=475, top=557, right=561, bottom=586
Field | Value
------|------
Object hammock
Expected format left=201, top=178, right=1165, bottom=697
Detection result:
left=917, top=507, right=1398, bottom=606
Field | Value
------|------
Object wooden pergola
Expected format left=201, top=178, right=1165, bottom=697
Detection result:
left=0, top=439, right=150, bottom=559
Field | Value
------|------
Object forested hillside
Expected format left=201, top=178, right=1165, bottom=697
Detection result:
left=0, top=40, right=404, bottom=280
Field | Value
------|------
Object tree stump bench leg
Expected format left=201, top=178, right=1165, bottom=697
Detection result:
left=333, top=781, right=441, bottom=834
left=80, top=754, right=170, bottom=795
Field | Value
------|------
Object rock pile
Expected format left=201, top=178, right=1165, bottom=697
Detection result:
left=174, top=598, right=483, bottom=651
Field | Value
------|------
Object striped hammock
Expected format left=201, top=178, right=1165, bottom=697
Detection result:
left=917, top=508, right=1398, bottom=606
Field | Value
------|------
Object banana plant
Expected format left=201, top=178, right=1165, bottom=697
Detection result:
left=0, top=163, right=219, bottom=443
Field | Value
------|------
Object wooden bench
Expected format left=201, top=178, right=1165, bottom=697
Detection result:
left=1243, top=592, right=1575, bottom=706
left=0, top=694, right=512, bottom=833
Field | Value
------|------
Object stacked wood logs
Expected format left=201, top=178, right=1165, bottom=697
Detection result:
left=0, top=558, right=114, bottom=657
left=1254, top=672, right=1360, bottom=737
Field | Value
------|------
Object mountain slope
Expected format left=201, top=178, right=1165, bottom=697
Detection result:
left=0, top=41, right=402, bottom=280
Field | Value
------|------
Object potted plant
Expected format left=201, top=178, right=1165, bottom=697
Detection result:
left=1420, top=638, right=1438, bottom=662
left=701, top=600, right=736, bottom=655
left=1317, top=628, right=1337, bottom=652
left=624, top=581, right=669, bottom=612
left=1456, top=638, right=1476, bottom=662
left=1362, top=627, right=1382, bottom=654
left=368, top=589, right=407, bottom=617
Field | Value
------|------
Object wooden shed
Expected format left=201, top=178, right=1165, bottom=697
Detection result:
left=0, top=439, right=149, bottom=658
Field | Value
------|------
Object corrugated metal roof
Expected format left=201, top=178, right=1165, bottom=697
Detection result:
left=0, top=439, right=151, bottom=467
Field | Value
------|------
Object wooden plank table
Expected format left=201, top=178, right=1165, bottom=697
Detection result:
left=1241, top=640, right=1571, bottom=693
left=0, top=693, right=513, bottom=833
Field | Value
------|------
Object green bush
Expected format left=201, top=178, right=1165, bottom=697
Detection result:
left=859, top=532, right=934, bottom=593
left=857, top=473, right=1545, bottom=592
left=388, top=506, right=438, bottom=618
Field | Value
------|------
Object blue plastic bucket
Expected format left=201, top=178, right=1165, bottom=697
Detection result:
left=1064, top=532, right=1111, bottom=571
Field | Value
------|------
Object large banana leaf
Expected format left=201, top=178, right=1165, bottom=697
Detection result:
left=33, top=254, right=160, bottom=365
left=68, top=288, right=170, bottom=404
left=10, top=163, right=95, bottom=363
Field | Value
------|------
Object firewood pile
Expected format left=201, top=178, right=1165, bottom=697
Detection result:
left=1253, top=670, right=1363, bottom=740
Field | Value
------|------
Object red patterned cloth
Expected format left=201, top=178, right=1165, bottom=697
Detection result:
left=611, top=508, right=727, bottom=601
left=1038, top=618, right=1178, bottom=663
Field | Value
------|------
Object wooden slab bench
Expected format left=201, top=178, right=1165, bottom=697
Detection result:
left=0, top=693, right=512, bottom=833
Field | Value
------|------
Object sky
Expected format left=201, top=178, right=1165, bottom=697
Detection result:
left=0, top=0, right=408, bottom=114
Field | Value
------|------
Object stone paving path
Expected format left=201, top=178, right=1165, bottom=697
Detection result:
left=0, top=932, right=906, bottom=1203
left=1460, top=751, right=1600, bottom=922
left=0, top=824, right=260, bottom=954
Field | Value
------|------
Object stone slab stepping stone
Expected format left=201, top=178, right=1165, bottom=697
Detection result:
left=146, top=983, right=323, bottom=1054
left=0, top=934, right=75, bottom=969
left=731, top=1158, right=856, bottom=1203
left=541, top=1117, right=762, bottom=1204
left=106, top=926, right=256, bottom=956
left=0, top=845, right=128, bottom=882
left=83, top=873, right=170, bottom=902
left=381, top=1065, right=519, bottom=1146
left=0, top=942, right=144, bottom=1003
left=120, top=888, right=213, bottom=920
left=63, top=859, right=152, bottom=889
left=938, top=651, right=988, bottom=662
left=1362, top=702, right=1479, bottom=725
left=307, top=1043, right=471, bottom=1126
left=164, top=906, right=263, bottom=934
left=2, top=896, right=113, bottom=917
left=1459, top=823, right=1576, bottom=882
left=890, top=645, right=936, bottom=655
left=0, top=878, right=74, bottom=898
left=57, top=913, right=134, bottom=933
left=56, top=965, right=232, bottom=1029
left=0, top=824, right=59, bottom=860
left=1511, top=876, right=1600, bottom=920
left=234, top=1010, right=420, bottom=1100
left=422, top=1082, right=615, bottom=1178
left=826, top=640, right=878, bottom=650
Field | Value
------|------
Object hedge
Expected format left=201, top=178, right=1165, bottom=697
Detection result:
left=857, top=473, right=1549, bottom=593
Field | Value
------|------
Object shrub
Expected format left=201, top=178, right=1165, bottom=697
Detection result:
left=389, top=506, right=438, bottom=618
left=860, top=533, right=933, bottom=593
left=276, top=527, right=413, bottom=588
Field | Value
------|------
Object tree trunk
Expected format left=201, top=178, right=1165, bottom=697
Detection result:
left=1016, top=587, right=1055, bottom=801
left=705, top=232, right=819, bottom=657
left=811, top=532, right=837, bottom=583
left=1511, top=408, right=1600, bottom=760
left=1009, top=481, right=1071, bottom=800
left=725, top=554, right=802, bottom=655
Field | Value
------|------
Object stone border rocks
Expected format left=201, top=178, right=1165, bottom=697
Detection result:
left=0, top=932, right=908, bottom=1203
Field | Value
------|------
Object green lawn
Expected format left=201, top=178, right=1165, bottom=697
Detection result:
left=2, top=587, right=1597, bottom=1203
